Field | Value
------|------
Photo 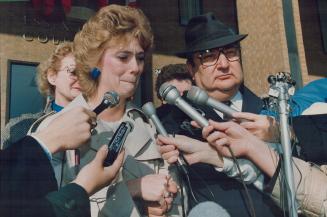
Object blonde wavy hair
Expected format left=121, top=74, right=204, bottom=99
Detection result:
left=36, top=42, right=73, bottom=96
left=73, top=4, right=154, bottom=97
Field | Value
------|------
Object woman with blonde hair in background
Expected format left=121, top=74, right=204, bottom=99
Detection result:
left=1, top=42, right=81, bottom=149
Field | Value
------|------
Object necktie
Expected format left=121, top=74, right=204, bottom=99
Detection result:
left=223, top=101, right=231, bottom=106
left=222, top=101, right=232, bottom=120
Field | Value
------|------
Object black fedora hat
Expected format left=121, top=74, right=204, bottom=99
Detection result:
left=176, top=12, right=247, bottom=58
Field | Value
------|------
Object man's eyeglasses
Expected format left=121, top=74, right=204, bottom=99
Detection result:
left=197, top=45, right=241, bottom=67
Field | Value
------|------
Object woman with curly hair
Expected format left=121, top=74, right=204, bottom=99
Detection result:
left=35, top=5, right=185, bottom=217
left=1, top=42, right=81, bottom=149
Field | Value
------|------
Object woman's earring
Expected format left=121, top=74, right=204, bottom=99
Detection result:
left=90, top=67, right=101, bottom=79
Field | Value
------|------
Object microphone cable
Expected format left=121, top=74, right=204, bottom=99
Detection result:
left=170, top=133, right=216, bottom=206
left=226, top=146, right=257, bottom=217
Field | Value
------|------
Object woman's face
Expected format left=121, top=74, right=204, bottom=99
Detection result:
left=48, top=54, right=81, bottom=106
left=98, top=37, right=145, bottom=100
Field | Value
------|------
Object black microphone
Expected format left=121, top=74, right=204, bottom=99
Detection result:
left=103, top=121, right=133, bottom=166
left=187, top=86, right=237, bottom=118
left=159, top=82, right=209, bottom=127
left=74, top=91, right=119, bottom=173
left=188, top=201, right=231, bottom=217
left=93, top=91, right=120, bottom=115
left=142, top=102, right=189, bottom=174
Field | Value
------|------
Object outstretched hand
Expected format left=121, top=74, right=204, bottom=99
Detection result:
left=34, top=107, right=96, bottom=153
left=74, top=145, right=125, bottom=196
left=157, top=134, right=223, bottom=168
left=202, top=120, right=259, bottom=158
left=232, top=112, right=280, bottom=143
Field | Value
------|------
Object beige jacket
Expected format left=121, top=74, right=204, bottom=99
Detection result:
left=34, top=94, right=186, bottom=217
left=270, top=157, right=327, bottom=217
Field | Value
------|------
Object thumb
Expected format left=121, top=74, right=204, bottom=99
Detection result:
left=94, top=145, right=109, bottom=165
left=109, top=149, right=125, bottom=171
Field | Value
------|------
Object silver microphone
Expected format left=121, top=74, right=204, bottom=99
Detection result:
left=142, top=102, right=168, bottom=136
left=187, top=86, right=237, bottom=118
left=159, top=82, right=209, bottom=127
left=142, top=102, right=189, bottom=174
left=93, top=91, right=120, bottom=115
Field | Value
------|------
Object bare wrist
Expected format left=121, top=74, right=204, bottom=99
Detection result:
left=245, top=138, right=263, bottom=161
left=33, top=132, right=60, bottom=154
left=72, top=180, right=93, bottom=196
left=209, top=152, right=224, bottom=168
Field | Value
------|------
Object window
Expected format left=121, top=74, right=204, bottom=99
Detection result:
left=8, top=61, right=45, bottom=119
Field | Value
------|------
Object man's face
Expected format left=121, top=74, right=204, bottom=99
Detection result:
left=188, top=44, right=244, bottom=100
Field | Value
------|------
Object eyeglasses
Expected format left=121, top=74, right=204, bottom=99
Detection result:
left=197, top=45, right=241, bottom=66
left=58, top=65, right=76, bottom=76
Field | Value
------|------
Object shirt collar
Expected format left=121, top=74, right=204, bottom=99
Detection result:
left=229, top=91, right=243, bottom=112
left=214, top=91, right=243, bottom=119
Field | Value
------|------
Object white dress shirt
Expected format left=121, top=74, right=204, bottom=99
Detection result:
left=212, top=91, right=266, bottom=190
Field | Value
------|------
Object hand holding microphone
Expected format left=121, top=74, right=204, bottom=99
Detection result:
left=142, top=102, right=190, bottom=175
left=33, top=106, right=96, bottom=154
left=74, top=91, right=120, bottom=172
left=186, top=85, right=278, bottom=143
left=157, top=83, right=224, bottom=167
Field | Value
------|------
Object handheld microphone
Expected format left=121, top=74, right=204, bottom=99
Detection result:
left=188, top=201, right=231, bottom=217
left=103, top=121, right=133, bottom=166
left=187, top=86, right=237, bottom=118
left=93, top=91, right=120, bottom=115
left=74, top=91, right=120, bottom=173
left=142, top=102, right=188, bottom=174
left=159, top=82, right=209, bottom=127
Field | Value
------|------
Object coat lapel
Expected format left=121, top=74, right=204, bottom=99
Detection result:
left=240, top=85, right=263, bottom=114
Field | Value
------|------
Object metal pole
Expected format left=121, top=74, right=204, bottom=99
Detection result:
left=277, top=85, right=298, bottom=217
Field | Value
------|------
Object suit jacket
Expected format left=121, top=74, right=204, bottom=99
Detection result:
left=0, top=136, right=90, bottom=217
left=293, top=113, right=327, bottom=164
left=158, top=86, right=282, bottom=217
left=35, top=94, right=186, bottom=217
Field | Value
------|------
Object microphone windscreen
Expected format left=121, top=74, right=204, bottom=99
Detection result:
left=142, top=102, right=156, bottom=117
left=93, top=91, right=120, bottom=115
left=104, top=91, right=119, bottom=106
left=188, top=202, right=230, bottom=217
left=187, top=85, right=209, bottom=105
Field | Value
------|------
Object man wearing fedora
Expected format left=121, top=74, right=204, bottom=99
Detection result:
left=157, top=12, right=282, bottom=216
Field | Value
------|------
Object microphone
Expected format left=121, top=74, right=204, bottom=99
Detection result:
left=93, top=91, right=120, bottom=115
left=142, top=102, right=188, bottom=174
left=74, top=91, right=120, bottom=174
left=187, top=86, right=237, bottom=118
left=159, top=82, right=209, bottom=127
left=188, top=201, right=230, bottom=217
left=103, top=121, right=133, bottom=166
left=142, top=102, right=168, bottom=136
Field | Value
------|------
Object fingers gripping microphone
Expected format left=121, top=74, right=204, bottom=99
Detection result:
left=187, top=86, right=237, bottom=118
left=159, top=82, right=209, bottom=127
left=93, top=91, right=120, bottom=115
left=142, top=102, right=188, bottom=174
